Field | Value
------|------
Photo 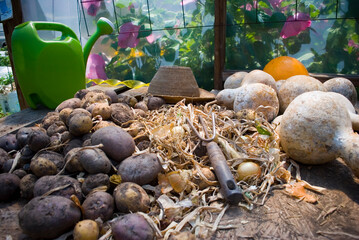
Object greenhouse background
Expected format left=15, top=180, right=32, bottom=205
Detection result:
left=2, top=0, right=359, bottom=91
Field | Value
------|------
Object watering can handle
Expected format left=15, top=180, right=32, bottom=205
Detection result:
left=32, top=22, right=79, bottom=42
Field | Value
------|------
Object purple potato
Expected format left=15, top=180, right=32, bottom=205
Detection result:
left=0, top=133, right=19, bottom=152
left=91, top=126, right=135, bottom=162
left=18, top=195, right=81, bottom=239
left=111, top=213, right=154, bottom=240
left=82, top=191, right=114, bottom=221
left=0, top=173, right=20, bottom=201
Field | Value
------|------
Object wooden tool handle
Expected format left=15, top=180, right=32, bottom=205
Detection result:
left=206, top=141, right=243, bottom=205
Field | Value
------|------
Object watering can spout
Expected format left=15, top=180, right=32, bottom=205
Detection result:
left=83, top=17, right=115, bottom=66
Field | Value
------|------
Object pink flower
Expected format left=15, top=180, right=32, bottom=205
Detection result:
left=268, top=0, right=283, bottom=10
left=118, top=22, right=141, bottom=48
left=128, top=3, right=137, bottom=10
left=146, top=32, right=162, bottom=44
left=280, top=13, right=311, bottom=39
left=86, top=54, right=107, bottom=80
left=244, top=1, right=257, bottom=11
left=348, top=40, right=359, bottom=49
left=82, top=0, right=101, bottom=16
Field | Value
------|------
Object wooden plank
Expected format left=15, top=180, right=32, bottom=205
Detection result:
left=310, top=73, right=359, bottom=86
left=0, top=107, right=50, bottom=137
left=214, top=0, right=227, bottom=90
left=2, top=0, right=27, bottom=110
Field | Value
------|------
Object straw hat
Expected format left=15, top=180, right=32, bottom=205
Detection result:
left=148, top=66, right=215, bottom=103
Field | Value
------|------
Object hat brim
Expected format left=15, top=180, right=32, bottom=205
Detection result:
left=148, top=88, right=216, bottom=103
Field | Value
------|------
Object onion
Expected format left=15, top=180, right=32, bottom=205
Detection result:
left=193, top=167, right=216, bottom=189
left=236, top=161, right=261, bottom=181
left=171, top=126, right=185, bottom=138
left=166, top=170, right=191, bottom=193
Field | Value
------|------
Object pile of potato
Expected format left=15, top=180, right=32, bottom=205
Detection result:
left=0, top=88, right=167, bottom=239
left=0, top=69, right=358, bottom=239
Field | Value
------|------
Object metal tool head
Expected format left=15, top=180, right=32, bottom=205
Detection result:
left=186, top=113, right=216, bottom=142
left=186, top=113, right=244, bottom=205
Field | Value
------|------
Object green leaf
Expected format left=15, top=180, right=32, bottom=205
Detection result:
left=137, top=24, right=152, bottom=38
left=144, top=45, right=158, bottom=56
left=115, top=0, right=126, bottom=8
left=244, top=10, right=257, bottom=23
left=244, top=192, right=253, bottom=200
left=269, top=12, right=286, bottom=23
left=226, top=13, right=235, bottom=37
left=164, top=48, right=176, bottom=62
left=255, top=121, right=272, bottom=136
left=297, top=52, right=314, bottom=62
left=164, top=27, right=175, bottom=36
left=100, top=37, right=110, bottom=45
left=258, top=0, right=270, bottom=9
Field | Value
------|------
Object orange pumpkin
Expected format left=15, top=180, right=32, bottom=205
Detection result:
left=263, top=56, right=309, bottom=81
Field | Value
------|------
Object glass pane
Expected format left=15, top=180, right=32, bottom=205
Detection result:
left=225, top=16, right=359, bottom=75
left=258, top=0, right=296, bottom=22
left=84, top=0, right=215, bottom=89
left=297, top=0, right=337, bottom=20
left=339, top=0, right=359, bottom=18
left=113, top=0, right=150, bottom=30
left=80, top=0, right=117, bottom=37
left=226, top=23, right=284, bottom=70
left=21, top=0, right=79, bottom=40
left=88, top=25, right=214, bottom=89
left=227, top=0, right=259, bottom=24
left=184, top=0, right=215, bottom=27
left=147, top=0, right=185, bottom=30
left=306, top=19, right=359, bottom=74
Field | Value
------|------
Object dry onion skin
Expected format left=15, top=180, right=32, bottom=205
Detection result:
left=123, top=99, right=312, bottom=239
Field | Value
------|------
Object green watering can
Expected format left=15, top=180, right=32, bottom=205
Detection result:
left=11, top=17, right=114, bottom=109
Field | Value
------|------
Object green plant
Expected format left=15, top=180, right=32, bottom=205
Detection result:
left=84, top=0, right=215, bottom=90
left=0, top=55, right=10, bottom=67
left=0, top=107, right=10, bottom=118
left=0, top=45, right=14, bottom=98
left=0, top=72, right=14, bottom=94
left=225, top=0, right=359, bottom=75
left=0, top=46, right=10, bottom=67
left=83, top=0, right=358, bottom=91
left=0, top=72, right=14, bottom=85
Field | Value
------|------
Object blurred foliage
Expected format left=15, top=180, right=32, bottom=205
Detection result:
left=0, top=104, right=11, bottom=118
left=0, top=72, right=14, bottom=94
left=84, top=0, right=358, bottom=91
left=85, top=0, right=215, bottom=90
left=0, top=55, right=10, bottom=66
left=226, top=0, right=359, bottom=74
left=0, top=47, right=10, bottom=67
left=0, top=46, right=14, bottom=96
left=0, top=72, right=13, bottom=86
